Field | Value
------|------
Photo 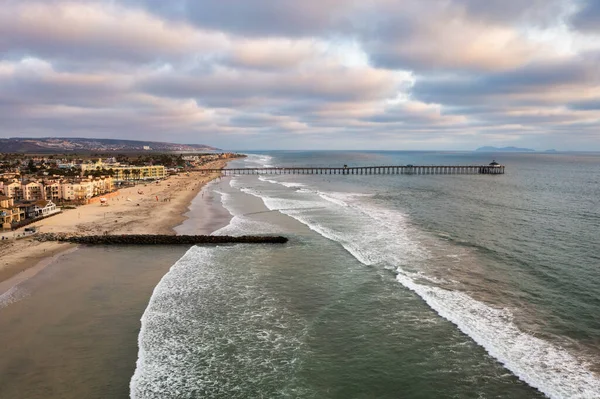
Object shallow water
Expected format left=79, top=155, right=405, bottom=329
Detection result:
left=132, top=151, right=600, bottom=398
left=0, top=246, right=189, bottom=399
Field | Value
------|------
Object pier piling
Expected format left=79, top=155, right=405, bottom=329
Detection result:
left=197, top=163, right=505, bottom=176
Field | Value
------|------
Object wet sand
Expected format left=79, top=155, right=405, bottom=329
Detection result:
left=0, top=159, right=229, bottom=287
left=174, top=179, right=231, bottom=235
left=0, top=173, right=233, bottom=398
left=0, top=246, right=192, bottom=398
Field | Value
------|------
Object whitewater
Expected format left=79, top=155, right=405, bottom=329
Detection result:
left=131, top=152, right=600, bottom=398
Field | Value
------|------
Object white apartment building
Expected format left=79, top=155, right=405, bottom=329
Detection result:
left=60, top=181, right=93, bottom=201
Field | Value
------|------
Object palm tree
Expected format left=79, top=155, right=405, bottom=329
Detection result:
left=123, top=169, right=131, bottom=181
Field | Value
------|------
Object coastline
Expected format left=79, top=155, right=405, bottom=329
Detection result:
left=0, top=158, right=237, bottom=398
left=0, top=159, right=230, bottom=290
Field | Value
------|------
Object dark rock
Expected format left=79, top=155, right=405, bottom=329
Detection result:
left=36, top=233, right=288, bottom=245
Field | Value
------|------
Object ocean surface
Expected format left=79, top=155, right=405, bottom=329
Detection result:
left=131, top=151, right=600, bottom=399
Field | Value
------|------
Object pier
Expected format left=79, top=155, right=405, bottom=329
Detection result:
left=200, top=163, right=505, bottom=176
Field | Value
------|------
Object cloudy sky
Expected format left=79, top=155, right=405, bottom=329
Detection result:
left=1, top=0, right=599, bottom=150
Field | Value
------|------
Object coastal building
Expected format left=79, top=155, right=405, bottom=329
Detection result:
left=80, top=160, right=113, bottom=174
left=0, top=196, right=24, bottom=229
left=21, top=181, right=45, bottom=201
left=0, top=181, right=21, bottom=199
left=0, top=176, right=114, bottom=203
left=79, top=160, right=165, bottom=182
left=44, top=181, right=62, bottom=201
left=28, top=200, right=59, bottom=218
left=111, top=165, right=166, bottom=181
left=12, top=199, right=60, bottom=222
left=61, top=182, right=94, bottom=201
left=88, top=176, right=114, bottom=196
left=0, top=196, right=13, bottom=209
left=16, top=201, right=37, bottom=220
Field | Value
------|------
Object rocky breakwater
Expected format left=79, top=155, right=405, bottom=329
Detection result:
left=36, top=233, right=288, bottom=245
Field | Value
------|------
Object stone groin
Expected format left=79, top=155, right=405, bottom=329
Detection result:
left=36, top=233, right=288, bottom=245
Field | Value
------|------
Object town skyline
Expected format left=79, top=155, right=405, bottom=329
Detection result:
left=1, top=1, right=600, bottom=151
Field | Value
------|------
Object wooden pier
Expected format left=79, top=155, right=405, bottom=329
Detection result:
left=200, top=164, right=505, bottom=176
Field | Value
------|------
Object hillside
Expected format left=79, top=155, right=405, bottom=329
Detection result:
left=0, top=137, right=220, bottom=153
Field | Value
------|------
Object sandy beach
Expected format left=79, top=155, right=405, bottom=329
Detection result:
left=0, top=159, right=228, bottom=291
left=0, top=159, right=235, bottom=399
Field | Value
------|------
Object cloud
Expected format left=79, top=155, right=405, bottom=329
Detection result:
left=225, top=39, right=323, bottom=70
left=138, top=63, right=403, bottom=105
left=358, top=0, right=573, bottom=73
left=569, top=98, right=600, bottom=110
left=570, top=0, right=600, bottom=32
left=364, top=102, right=468, bottom=127
left=0, top=58, right=132, bottom=108
left=0, top=0, right=599, bottom=150
left=412, top=56, right=600, bottom=107
left=123, top=0, right=356, bottom=37
left=365, top=21, right=541, bottom=72
left=454, top=0, right=568, bottom=25
left=123, top=0, right=569, bottom=73
left=0, top=2, right=227, bottom=63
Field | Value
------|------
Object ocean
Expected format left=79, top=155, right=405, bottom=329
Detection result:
left=131, top=151, right=600, bottom=399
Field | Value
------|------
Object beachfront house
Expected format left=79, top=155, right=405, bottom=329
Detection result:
left=16, top=201, right=36, bottom=220
left=28, top=200, right=60, bottom=218
left=0, top=196, right=25, bottom=229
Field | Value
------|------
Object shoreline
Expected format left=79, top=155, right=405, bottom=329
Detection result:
left=0, top=158, right=238, bottom=398
left=0, top=159, right=231, bottom=290
left=174, top=178, right=232, bottom=235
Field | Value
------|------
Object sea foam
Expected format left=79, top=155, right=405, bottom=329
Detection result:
left=133, top=172, right=600, bottom=399
left=238, top=178, right=600, bottom=399
left=0, top=286, right=28, bottom=309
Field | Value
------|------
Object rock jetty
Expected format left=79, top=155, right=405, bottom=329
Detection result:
left=36, top=233, right=288, bottom=245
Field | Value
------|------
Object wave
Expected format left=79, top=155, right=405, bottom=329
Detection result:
left=130, top=246, right=202, bottom=399
left=131, top=196, right=301, bottom=398
left=238, top=182, right=600, bottom=399
left=133, top=171, right=600, bottom=398
left=396, top=273, right=600, bottom=399
left=213, top=187, right=286, bottom=236
left=257, top=175, right=306, bottom=189
left=0, top=286, right=29, bottom=309
left=257, top=176, right=278, bottom=185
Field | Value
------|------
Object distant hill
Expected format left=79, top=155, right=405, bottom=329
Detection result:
left=475, top=146, right=535, bottom=152
left=0, top=137, right=220, bottom=153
